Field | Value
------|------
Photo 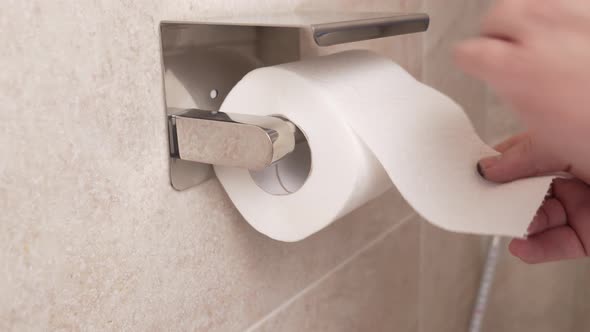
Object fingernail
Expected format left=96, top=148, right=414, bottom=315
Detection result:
left=478, top=155, right=503, bottom=179
left=477, top=162, right=486, bottom=178
left=479, top=155, right=501, bottom=170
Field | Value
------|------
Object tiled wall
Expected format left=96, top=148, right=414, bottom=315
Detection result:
left=2, top=0, right=586, bottom=331
left=0, top=1, right=427, bottom=330
left=480, top=239, right=590, bottom=332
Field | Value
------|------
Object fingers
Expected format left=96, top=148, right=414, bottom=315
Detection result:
left=454, top=0, right=538, bottom=94
left=493, top=133, right=529, bottom=153
left=480, top=0, right=532, bottom=41
left=527, top=198, right=567, bottom=235
left=552, top=178, right=590, bottom=253
left=509, top=226, right=587, bottom=264
left=552, top=178, right=590, bottom=214
left=454, top=37, right=517, bottom=86
left=512, top=178, right=590, bottom=264
left=477, top=134, right=568, bottom=183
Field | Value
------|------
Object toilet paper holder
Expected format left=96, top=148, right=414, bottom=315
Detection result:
left=160, top=12, right=429, bottom=190
left=168, top=108, right=305, bottom=171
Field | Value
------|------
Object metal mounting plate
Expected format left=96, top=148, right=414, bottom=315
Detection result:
left=159, top=11, right=429, bottom=191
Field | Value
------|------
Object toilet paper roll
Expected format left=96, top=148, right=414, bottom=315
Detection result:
left=215, top=50, right=554, bottom=242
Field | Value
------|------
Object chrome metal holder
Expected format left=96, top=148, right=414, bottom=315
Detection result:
left=169, top=109, right=300, bottom=170
left=160, top=12, right=429, bottom=191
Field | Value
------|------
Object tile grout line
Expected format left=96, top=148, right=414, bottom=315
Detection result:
left=417, top=221, right=425, bottom=332
left=418, top=2, right=427, bottom=329
left=243, top=212, right=418, bottom=332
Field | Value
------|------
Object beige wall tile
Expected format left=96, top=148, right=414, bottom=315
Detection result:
left=481, top=239, right=584, bottom=332
left=418, top=221, right=488, bottom=332
left=0, top=1, right=423, bottom=330
left=571, top=262, right=590, bottom=331
left=252, top=216, right=420, bottom=332
left=0, top=178, right=413, bottom=332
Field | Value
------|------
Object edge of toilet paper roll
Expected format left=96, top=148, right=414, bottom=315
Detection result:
left=216, top=50, right=556, bottom=241
left=214, top=68, right=389, bottom=242
left=273, top=50, right=555, bottom=240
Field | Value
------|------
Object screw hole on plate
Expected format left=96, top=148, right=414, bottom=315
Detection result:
left=210, top=89, right=219, bottom=99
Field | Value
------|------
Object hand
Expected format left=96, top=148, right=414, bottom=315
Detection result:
left=455, top=0, right=590, bottom=184
left=454, top=0, right=590, bottom=263
left=481, top=134, right=590, bottom=264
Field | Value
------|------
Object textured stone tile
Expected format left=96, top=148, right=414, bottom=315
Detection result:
left=481, top=239, right=582, bottom=332
left=571, top=262, right=590, bottom=331
left=252, top=216, right=420, bottom=332
left=418, top=221, right=488, bottom=332
left=0, top=1, right=422, bottom=331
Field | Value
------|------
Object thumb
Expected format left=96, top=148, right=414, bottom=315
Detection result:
left=478, top=134, right=568, bottom=183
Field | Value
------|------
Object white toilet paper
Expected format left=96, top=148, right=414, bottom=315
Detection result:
left=215, top=50, right=554, bottom=242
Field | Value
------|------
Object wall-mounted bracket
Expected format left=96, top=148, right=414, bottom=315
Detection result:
left=160, top=12, right=429, bottom=191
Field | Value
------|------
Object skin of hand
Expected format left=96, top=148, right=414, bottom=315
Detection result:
left=454, top=0, right=590, bottom=263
